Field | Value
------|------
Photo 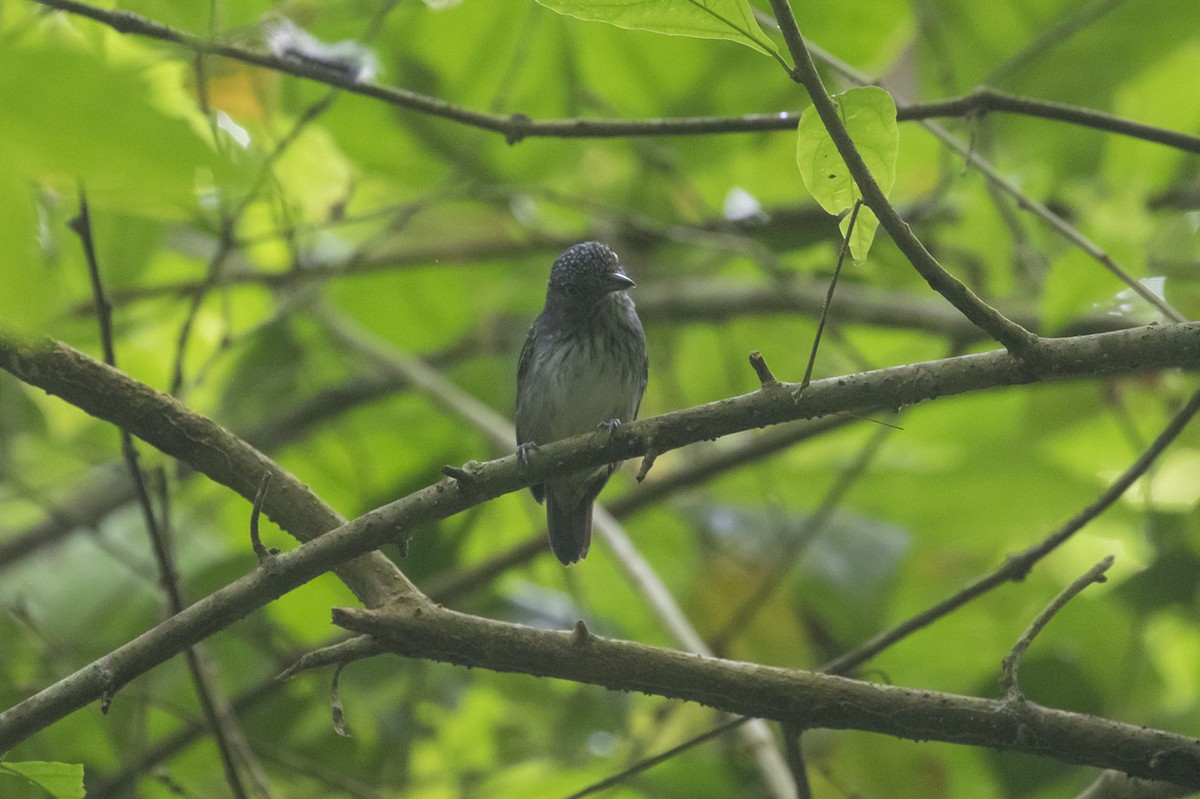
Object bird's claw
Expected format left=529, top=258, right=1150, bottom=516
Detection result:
left=517, top=441, right=539, bottom=465
left=597, top=418, right=621, bottom=443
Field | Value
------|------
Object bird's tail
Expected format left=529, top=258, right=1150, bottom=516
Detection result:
left=546, top=494, right=593, bottom=565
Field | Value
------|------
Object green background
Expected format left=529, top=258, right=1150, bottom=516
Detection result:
left=2, top=0, right=1200, bottom=797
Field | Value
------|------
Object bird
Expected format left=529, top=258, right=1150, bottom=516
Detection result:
left=516, top=242, right=648, bottom=564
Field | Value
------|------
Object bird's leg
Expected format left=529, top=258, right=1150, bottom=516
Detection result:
left=517, top=441, right=540, bottom=464
left=596, top=418, right=621, bottom=443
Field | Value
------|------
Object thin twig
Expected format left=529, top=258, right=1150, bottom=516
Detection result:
left=334, top=600, right=1200, bottom=788
left=420, top=418, right=859, bottom=603
left=32, top=0, right=1200, bottom=154
left=3, top=324, right=1200, bottom=749
left=788, top=38, right=1189, bottom=324
left=168, top=91, right=336, bottom=396
left=250, top=473, right=278, bottom=561
left=749, top=350, right=780, bottom=387
left=560, top=717, right=747, bottom=799
left=767, top=0, right=1038, bottom=355
left=911, top=85, right=1200, bottom=153
left=231, top=90, right=341, bottom=221
left=634, top=448, right=659, bottom=482
left=169, top=217, right=234, bottom=395
left=822, top=386, right=1200, bottom=676
left=781, top=725, right=813, bottom=799
left=71, top=191, right=252, bottom=799
left=276, top=636, right=385, bottom=681
left=709, top=424, right=893, bottom=653
left=984, top=0, right=1128, bottom=86
left=68, top=191, right=115, bottom=364
left=601, top=389, right=1200, bottom=789
left=999, top=555, right=1115, bottom=701
left=800, top=201, right=860, bottom=391
left=320, top=309, right=798, bottom=797
left=171, top=5, right=370, bottom=397
left=87, top=674, right=285, bottom=799
left=330, top=663, right=351, bottom=737
left=926, top=122, right=1185, bottom=322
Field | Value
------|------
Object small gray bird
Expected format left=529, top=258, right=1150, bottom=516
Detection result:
left=516, top=242, right=648, bottom=564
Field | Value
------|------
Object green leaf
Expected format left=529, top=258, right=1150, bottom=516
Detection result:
left=843, top=202, right=880, bottom=265
left=796, top=85, right=898, bottom=262
left=534, top=0, right=780, bottom=58
left=1, top=761, right=86, bottom=799
left=0, top=172, right=56, bottom=330
left=0, top=41, right=220, bottom=212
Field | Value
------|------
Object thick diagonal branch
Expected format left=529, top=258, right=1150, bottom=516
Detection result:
left=0, top=331, right=414, bottom=608
left=1, top=322, right=1199, bottom=749
left=333, top=601, right=1200, bottom=788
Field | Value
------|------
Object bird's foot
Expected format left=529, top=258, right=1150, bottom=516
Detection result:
left=597, top=418, right=621, bottom=443
left=597, top=417, right=624, bottom=441
left=517, top=441, right=539, bottom=465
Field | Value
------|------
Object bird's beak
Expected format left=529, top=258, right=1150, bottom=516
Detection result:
left=605, top=271, right=636, bottom=292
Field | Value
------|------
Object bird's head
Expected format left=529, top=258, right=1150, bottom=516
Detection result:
left=546, top=242, right=635, bottom=311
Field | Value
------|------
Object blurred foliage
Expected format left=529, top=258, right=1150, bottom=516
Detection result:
left=1, top=0, right=1199, bottom=797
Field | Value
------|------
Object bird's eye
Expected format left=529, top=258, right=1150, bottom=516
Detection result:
left=563, top=285, right=581, bottom=299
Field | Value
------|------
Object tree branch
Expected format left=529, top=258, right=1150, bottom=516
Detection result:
left=0, top=329, right=416, bottom=609
left=0, top=321, right=522, bottom=577
left=912, top=86, right=1200, bottom=154
left=331, top=600, right=1200, bottom=788
left=767, top=0, right=1037, bottom=354
left=74, top=189, right=255, bottom=798
left=31, top=0, right=1200, bottom=154
left=31, top=0, right=1196, bottom=333
left=821, top=385, right=1200, bottom=676
left=562, top=716, right=748, bottom=799
left=524, top=382, right=1200, bottom=789
left=2, top=323, right=1199, bottom=749
left=419, top=416, right=859, bottom=603
left=1000, top=556, right=1115, bottom=701
left=789, top=37, right=1189, bottom=324
left=316, top=307, right=800, bottom=799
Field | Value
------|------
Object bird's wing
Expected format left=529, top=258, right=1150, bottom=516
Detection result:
left=633, top=315, right=649, bottom=420
left=515, top=322, right=539, bottom=446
